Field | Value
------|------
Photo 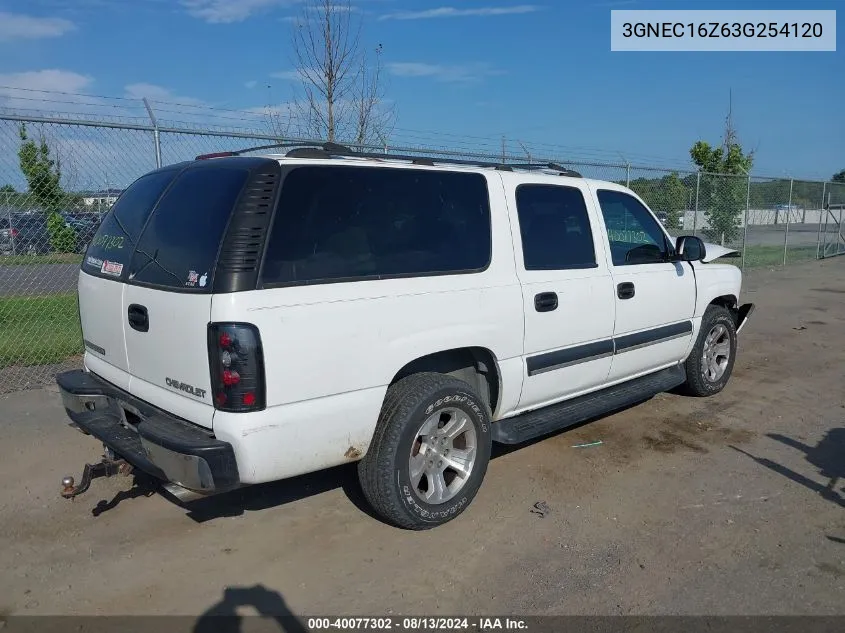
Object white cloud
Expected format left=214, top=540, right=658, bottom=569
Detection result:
left=387, top=62, right=504, bottom=83
left=270, top=70, right=302, bottom=81
left=0, top=12, right=76, bottom=40
left=180, top=0, right=297, bottom=23
left=123, top=83, right=204, bottom=105
left=0, top=69, right=92, bottom=94
left=379, top=5, right=540, bottom=20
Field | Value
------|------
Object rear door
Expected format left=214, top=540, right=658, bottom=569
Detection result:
left=122, top=165, right=253, bottom=428
left=505, top=177, right=616, bottom=411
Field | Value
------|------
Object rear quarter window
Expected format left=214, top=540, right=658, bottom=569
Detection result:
left=261, top=165, right=492, bottom=286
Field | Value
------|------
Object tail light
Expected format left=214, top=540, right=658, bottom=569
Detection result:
left=208, top=322, right=266, bottom=412
left=10, top=228, right=18, bottom=238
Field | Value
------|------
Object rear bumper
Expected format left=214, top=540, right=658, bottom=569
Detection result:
left=56, top=369, right=240, bottom=494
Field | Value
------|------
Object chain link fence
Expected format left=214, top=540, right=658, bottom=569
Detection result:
left=1, top=113, right=843, bottom=392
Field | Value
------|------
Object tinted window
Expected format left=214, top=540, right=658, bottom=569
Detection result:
left=82, top=169, right=179, bottom=278
left=596, top=190, right=670, bottom=266
left=128, top=167, right=249, bottom=290
left=261, top=166, right=491, bottom=285
left=515, top=184, right=596, bottom=270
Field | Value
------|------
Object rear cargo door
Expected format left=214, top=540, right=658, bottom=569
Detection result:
left=78, top=167, right=184, bottom=391
left=122, top=164, right=252, bottom=429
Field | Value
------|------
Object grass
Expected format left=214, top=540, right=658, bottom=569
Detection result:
left=735, top=245, right=820, bottom=268
left=0, top=294, right=82, bottom=368
left=0, top=253, right=83, bottom=266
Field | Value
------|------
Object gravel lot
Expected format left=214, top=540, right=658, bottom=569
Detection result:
left=0, top=258, right=844, bottom=621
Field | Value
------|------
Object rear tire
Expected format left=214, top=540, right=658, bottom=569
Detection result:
left=681, top=304, right=737, bottom=397
left=358, top=372, right=493, bottom=530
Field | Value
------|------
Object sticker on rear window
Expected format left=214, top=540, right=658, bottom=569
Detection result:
left=86, top=255, right=103, bottom=269
left=185, top=270, right=209, bottom=288
left=101, top=260, right=123, bottom=276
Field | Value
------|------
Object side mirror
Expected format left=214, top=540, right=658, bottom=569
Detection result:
left=675, top=235, right=706, bottom=262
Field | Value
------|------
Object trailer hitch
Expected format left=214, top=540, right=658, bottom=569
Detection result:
left=61, top=457, right=133, bottom=499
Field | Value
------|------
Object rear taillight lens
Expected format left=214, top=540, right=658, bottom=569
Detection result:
left=208, top=322, right=266, bottom=412
left=10, top=228, right=18, bottom=238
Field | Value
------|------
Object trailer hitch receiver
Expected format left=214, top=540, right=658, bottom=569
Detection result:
left=61, top=457, right=132, bottom=499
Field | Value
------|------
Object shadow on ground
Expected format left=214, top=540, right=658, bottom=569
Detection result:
left=194, top=585, right=307, bottom=633
left=730, top=427, right=845, bottom=509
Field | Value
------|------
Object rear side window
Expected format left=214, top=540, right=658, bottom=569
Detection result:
left=128, top=167, right=249, bottom=290
left=82, top=169, right=179, bottom=278
left=515, top=184, right=597, bottom=270
left=261, top=166, right=491, bottom=286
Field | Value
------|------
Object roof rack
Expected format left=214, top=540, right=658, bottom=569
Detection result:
left=197, top=142, right=582, bottom=177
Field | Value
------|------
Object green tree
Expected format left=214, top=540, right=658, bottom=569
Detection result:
left=630, top=172, right=689, bottom=229
left=832, top=169, right=845, bottom=183
left=689, top=139, right=753, bottom=244
left=0, top=184, right=15, bottom=193
left=17, top=124, right=77, bottom=252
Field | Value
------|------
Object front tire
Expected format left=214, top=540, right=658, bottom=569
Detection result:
left=681, top=304, right=738, bottom=397
left=358, top=372, right=493, bottom=530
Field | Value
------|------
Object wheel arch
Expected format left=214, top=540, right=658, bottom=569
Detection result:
left=389, top=346, right=502, bottom=418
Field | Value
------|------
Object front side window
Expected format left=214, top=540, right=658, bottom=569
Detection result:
left=261, top=166, right=492, bottom=285
left=515, top=184, right=597, bottom=270
left=596, top=189, right=671, bottom=266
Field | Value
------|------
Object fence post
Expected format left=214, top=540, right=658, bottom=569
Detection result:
left=143, top=97, right=162, bottom=169
left=625, top=162, right=631, bottom=188
left=693, top=171, right=700, bottom=235
left=5, top=194, right=13, bottom=256
left=741, top=175, right=750, bottom=270
left=782, top=178, right=793, bottom=265
left=816, top=182, right=826, bottom=259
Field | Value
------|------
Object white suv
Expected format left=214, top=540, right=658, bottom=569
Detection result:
left=56, top=143, right=754, bottom=529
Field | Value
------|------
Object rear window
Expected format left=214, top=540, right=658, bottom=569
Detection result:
left=82, top=169, right=179, bottom=278
left=261, top=165, right=491, bottom=286
left=82, top=165, right=249, bottom=291
left=128, top=167, right=249, bottom=290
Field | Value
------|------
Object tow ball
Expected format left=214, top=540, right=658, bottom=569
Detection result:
left=61, top=457, right=133, bottom=499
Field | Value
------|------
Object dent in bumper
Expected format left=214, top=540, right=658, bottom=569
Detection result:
left=56, top=370, right=239, bottom=493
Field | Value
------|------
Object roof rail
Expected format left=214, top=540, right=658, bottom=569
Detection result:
left=196, top=141, right=582, bottom=177
left=195, top=141, right=314, bottom=160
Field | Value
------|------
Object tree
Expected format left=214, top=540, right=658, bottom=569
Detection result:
left=352, top=43, right=394, bottom=146
left=0, top=184, right=15, bottom=193
left=833, top=169, right=845, bottom=183
left=289, top=0, right=394, bottom=144
left=18, top=123, right=77, bottom=252
left=689, top=103, right=754, bottom=244
left=629, top=172, right=689, bottom=230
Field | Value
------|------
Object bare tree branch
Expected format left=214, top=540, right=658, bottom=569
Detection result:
left=288, top=0, right=392, bottom=144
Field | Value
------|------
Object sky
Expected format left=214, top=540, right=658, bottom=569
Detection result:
left=0, top=0, right=843, bottom=180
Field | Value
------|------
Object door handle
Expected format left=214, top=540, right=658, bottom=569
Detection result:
left=617, top=282, right=635, bottom=300
left=534, top=292, right=558, bottom=312
left=127, top=304, right=149, bottom=332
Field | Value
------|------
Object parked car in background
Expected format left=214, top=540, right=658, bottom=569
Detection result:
left=61, top=211, right=101, bottom=253
left=0, top=211, right=99, bottom=255
left=0, top=212, right=52, bottom=255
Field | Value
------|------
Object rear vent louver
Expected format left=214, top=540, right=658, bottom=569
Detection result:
left=217, top=170, right=280, bottom=275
